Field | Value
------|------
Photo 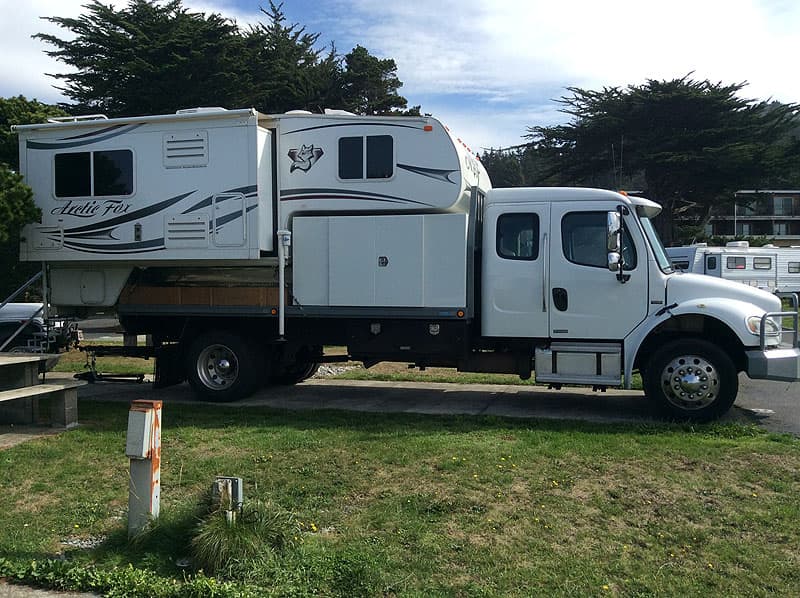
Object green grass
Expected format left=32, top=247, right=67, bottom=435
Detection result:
left=1, top=401, right=798, bottom=596
left=52, top=346, right=154, bottom=376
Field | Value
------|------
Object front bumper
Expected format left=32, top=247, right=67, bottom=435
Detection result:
left=746, top=347, right=800, bottom=382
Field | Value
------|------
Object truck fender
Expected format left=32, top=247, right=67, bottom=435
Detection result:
left=623, top=297, right=764, bottom=387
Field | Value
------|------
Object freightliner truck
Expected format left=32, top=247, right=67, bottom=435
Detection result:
left=13, top=108, right=800, bottom=421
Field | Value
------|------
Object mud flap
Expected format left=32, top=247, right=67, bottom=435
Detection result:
left=154, top=344, right=186, bottom=389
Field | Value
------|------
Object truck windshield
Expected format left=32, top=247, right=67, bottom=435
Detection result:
left=638, top=214, right=672, bottom=273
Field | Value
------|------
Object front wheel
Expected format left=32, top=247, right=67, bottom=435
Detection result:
left=644, top=339, right=738, bottom=422
left=186, top=331, right=259, bottom=402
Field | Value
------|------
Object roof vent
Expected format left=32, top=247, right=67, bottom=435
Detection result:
left=324, top=109, right=356, bottom=116
left=726, top=241, right=750, bottom=248
left=285, top=110, right=313, bottom=115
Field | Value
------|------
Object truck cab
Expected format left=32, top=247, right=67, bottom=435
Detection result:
left=480, top=187, right=798, bottom=420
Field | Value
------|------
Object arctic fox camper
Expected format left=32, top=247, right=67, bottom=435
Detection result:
left=666, top=242, right=800, bottom=295
left=14, top=108, right=800, bottom=421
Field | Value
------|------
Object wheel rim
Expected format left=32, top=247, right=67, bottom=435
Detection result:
left=659, top=354, right=719, bottom=410
left=197, top=344, right=238, bottom=390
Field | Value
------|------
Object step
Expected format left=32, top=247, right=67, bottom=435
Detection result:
left=0, top=353, right=62, bottom=391
left=0, top=379, right=86, bottom=428
left=0, top=380, right=86, bottom=403
left=0, top=353, right=58, bottom=367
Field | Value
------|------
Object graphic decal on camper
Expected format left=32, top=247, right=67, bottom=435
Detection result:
left=280, top=187, right=433, bottom=207
left=26, top=124, right=143, bottom=150
left=51, top=199, right=132, bottom=219
left=182, top=185, right=258, bottom=214
left=35, top=186, right=257, bottom=255
left=288, top=145, right=324, bottom=172
left=396, top=163, right=458, bottom=184
left=282, top=122, right=424, bottom=135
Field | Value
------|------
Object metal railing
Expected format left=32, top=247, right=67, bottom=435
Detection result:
left=0, top=271, right=45, bottom=352
left=761, top=291, right=799, bottom=350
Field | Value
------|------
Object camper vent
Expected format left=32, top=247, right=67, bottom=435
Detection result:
left=165, top=214, right=209, bottom=248
left=163, top=131, right=209, bottom=169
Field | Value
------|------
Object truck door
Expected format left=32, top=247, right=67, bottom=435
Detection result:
left=548, top=202, right=648, bottom=339
left=482, top=203, right=550, bottom=337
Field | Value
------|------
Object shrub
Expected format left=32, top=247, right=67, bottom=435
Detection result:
left=191, top=499, right=299, bottom=577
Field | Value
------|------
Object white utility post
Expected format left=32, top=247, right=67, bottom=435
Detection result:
left=125, top=399, right=162, bottom=537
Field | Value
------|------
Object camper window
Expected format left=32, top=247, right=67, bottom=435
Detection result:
left=497, top=213, right=539, bottom=260
left=753, top=257, right=772, bottom=270
left=789, top=262, right=800, bottom=273
left=338, top=135, right=394, bottom=180
left=726, top=257, right=746, bottom=270
left=54, top=153, right=91, bottom=197
left=54, top=149, right=133, bottom=198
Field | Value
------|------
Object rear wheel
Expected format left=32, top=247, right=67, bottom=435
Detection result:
left=186, top=331, right=259, bottom=401
left=644, top=338, right=738, bottom=422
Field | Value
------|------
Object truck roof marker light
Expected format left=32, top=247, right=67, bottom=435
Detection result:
left=424, top=125, right=433, bottom=132
left=618, top=190, right=629, bottom=196
left=457, top=310, right=465, bottom=318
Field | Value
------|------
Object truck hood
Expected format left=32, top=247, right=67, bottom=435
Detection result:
left=667, top=273, right=781, bottom=313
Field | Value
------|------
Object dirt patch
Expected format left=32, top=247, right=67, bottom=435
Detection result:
left=0, top=425, right=63, bottom=450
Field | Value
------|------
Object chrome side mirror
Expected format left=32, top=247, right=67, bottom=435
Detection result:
left=607, top=211, right=621, bottom=252
left=608, top=252, right=622, bottom=273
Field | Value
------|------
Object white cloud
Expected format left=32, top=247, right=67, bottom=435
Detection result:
left=2, top=0, right=798, bottom=148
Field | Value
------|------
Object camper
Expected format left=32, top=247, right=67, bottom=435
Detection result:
left=13, top=108, right=800, bottom=421
left=666, top=242, right=800, bottom=295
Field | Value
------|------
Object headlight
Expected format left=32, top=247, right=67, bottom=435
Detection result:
left=746, top=315, right=781, bottom=336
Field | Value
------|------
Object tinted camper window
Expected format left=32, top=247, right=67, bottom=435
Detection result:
left=54, top=152, right=91, bottom=197
left=339, top=135, right=394, bottom=180
left=54, top=149, right=133, bottom=198
left=789, top=262, right=800, bottom=273
left=366, top=135, right=393, bottom=178
left=338, top=137, right=363, bottom=179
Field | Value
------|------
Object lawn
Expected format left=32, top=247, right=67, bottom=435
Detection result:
left=1, top=401, right=798, bottom=596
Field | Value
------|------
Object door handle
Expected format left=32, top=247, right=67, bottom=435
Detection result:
left=542, top=232, right=549, bottom=312
left=552, top=287, right=568, bottom=311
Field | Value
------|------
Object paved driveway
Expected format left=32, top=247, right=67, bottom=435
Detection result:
left=70, top=374, right=796, bottom=431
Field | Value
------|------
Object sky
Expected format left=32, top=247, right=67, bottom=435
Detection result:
left=1, top=0, right=799, bottom=151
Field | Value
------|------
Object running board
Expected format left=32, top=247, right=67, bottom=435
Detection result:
left=534, top=342, right=622, bottom=386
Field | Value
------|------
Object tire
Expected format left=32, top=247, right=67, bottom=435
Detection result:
left=186, top=330, right=260, bottom=402
left=644, top=338, right=738, bottom=422
left=271, top=361, right=320, bottom=385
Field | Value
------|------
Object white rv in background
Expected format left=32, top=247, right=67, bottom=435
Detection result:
left=666, top=242, right=800, bottom=294
left=12, top=108, right=800, bottom=421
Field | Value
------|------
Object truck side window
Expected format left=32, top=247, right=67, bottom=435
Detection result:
left=339, top=135, right=394, bottom=180
left=726, top=257, right=746, bottom=270
left=497, top=213, right=539, bottom=260
left=54, top=149, right=134, bottom=198
left=561, top=212, right=636, bottom=269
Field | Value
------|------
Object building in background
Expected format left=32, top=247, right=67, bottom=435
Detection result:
left=706, top=190, right=800, bottom=246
